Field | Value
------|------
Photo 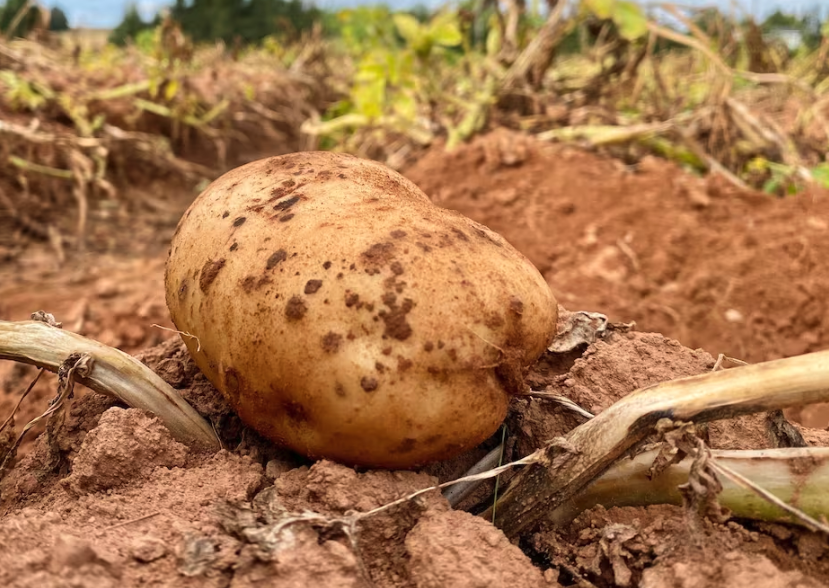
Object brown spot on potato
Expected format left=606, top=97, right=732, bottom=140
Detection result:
left=392, top=438, right=417, bottom=454
left=282, top=400, right=309, bottom=423
left=362, top=242, right=395, bottom=267
left=424, top=434, right=443, bottom=445
left=242, top=274, right=272, bottom=293
left=485, top=312, right=505, bottom=329
left=178, top=280, right=188, bottom=300
left=241, top=276, right=256, bottom=292
left=390, top=230, right=407, bottom=239
left=230, top=242, right=238, bottom=252
left=222, top=211, right=230, bottom=218
left=224, top=367, right=241, bottom=400
left=345, top=292, right=360, bottom=307
left=285, top=296, right=308, bottom=320
left=390, top=261, right=404, bottom=275
left=382, top=347, right=392, bottom=355
left=335, top=383, right=346, bottom=397
left=437, top=340, right=445, bottom=349
left=323, top=261, right=332, bottom=269
left=274, top=195, right=300, bottom=211
left=451, top=228, right=469, bottom=241
left=424, top=342, right=434, bottom=352
left=510, top=296, right=524, bottom=315
left=321, top=332, right=343, bottom=353
left=282, top=179, right=296, bottom=187
left=279, top=213, right=295, bottom=222
left=375, top=362, right=386, bottom=373
left=199, top=259, right=226, bottom=293
left=474, top=226, right=504, bottom=248
left=304, top=279, right=323, bottom=294
left=266, top=249, right=287, bottom=269
left=416, top=242, right=432, bottom=253
left=378, top=295, right=414, bottom=341
left=233, top=217, right=246, bottom=227
left=397, top=357, right=413, bottom=372
left=448, top=349, right=458, bottom=361
left=361, top=376, right=378, bottom=392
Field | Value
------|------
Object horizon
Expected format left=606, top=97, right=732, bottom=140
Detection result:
left=40, top=0, right=826, bottom=30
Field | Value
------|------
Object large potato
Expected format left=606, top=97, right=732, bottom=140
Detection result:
left=165, top=151, right=557, bottom=468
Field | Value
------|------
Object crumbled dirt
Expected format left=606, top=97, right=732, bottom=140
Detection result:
left=530, top=504, right=829, bottom=588
left=3, top=132, right=829, bottom=586
left=63, top=408, right=189, bottom=494
left=2, top=322, right=828, bottom=587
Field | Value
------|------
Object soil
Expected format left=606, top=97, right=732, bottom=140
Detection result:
left=1, top=130, right=829, bottom=586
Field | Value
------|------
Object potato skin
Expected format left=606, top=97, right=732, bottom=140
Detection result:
left=165, top=152, right=557, bottom=468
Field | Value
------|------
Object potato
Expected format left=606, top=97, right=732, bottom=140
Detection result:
left=165, top=151, right=557, bottom=468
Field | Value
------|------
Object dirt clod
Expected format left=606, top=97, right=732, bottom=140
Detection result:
left=406, top=510, right=555, bottom=588
left=63, top=408, right=189, bottom=494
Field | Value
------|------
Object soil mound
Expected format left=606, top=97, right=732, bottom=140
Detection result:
left=1, top=327, right=827, bottom=587
left=405, top=129, right=829, bottom=367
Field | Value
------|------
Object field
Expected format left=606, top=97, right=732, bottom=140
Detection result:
left=2, top=4, right=829, bottom=587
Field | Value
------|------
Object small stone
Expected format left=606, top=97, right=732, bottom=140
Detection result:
left=130, top=535, right=168, bottom=563
left=724, top=309, right=744, bottom=323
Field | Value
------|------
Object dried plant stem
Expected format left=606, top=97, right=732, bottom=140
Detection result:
left=548, top=446, right=829, bottom=529
left=0, top=367, right=43, bottom=436
left=0, top=320, right=218, bottom=449
left=484, top=349, right=829, bottom=538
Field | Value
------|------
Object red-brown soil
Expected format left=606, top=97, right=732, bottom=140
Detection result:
left=405, top=128, right=829, bottom=427
left=1, top=131, right=829, bottom=586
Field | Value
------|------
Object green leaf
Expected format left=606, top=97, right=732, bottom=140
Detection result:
left=393, top=13, right=422, bottom=45
left=613, top=1, right=648, bottom=41
left=164, top=79, right=179, bottom=102
left=585, top=0, right=615, bottom=19
left=762, top=178, right=780, bottom=194
left=811, top=163, right=829, bottom=188
left=429, top=14, right=462, bottom=47
left=354, top=61, right=386, bottom=83
left=352, top=77, right=385, bottom=119
left=486, top=15, right=502, bottom=56
left=392, top=92, right=417, bottom=120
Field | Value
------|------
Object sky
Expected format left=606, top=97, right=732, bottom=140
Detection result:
left=40, top=0, right=826, bottom=30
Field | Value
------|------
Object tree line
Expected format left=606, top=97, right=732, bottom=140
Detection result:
left=0, top=0, right=68, bottom=37
left=109, top=0, right=326, bottom=46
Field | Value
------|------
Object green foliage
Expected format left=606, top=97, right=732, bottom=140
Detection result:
left=315, top=7, right=493, bottom=151
left=0, top=70, right=54, bottom=110
left=0, top=0, right=40, bottom=38
left=48, top=6, right=70, bottom=32
left=330, top=6, right=397, bottom=52
left=811, top=163, right=829, bottom=189
left=392, top=11, right=462, bottom=58
left=109, top=5, right=153, bottom=46
left=583, top=0, right=647, bottom=41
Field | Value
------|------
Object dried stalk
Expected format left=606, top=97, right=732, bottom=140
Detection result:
left=0, top=319, right=218, bottom=449
left=499, top=0, right=568, bottom=91
left=548, top=446, right=829, bottom=528
left=484, top=349, right=829, bottom=538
